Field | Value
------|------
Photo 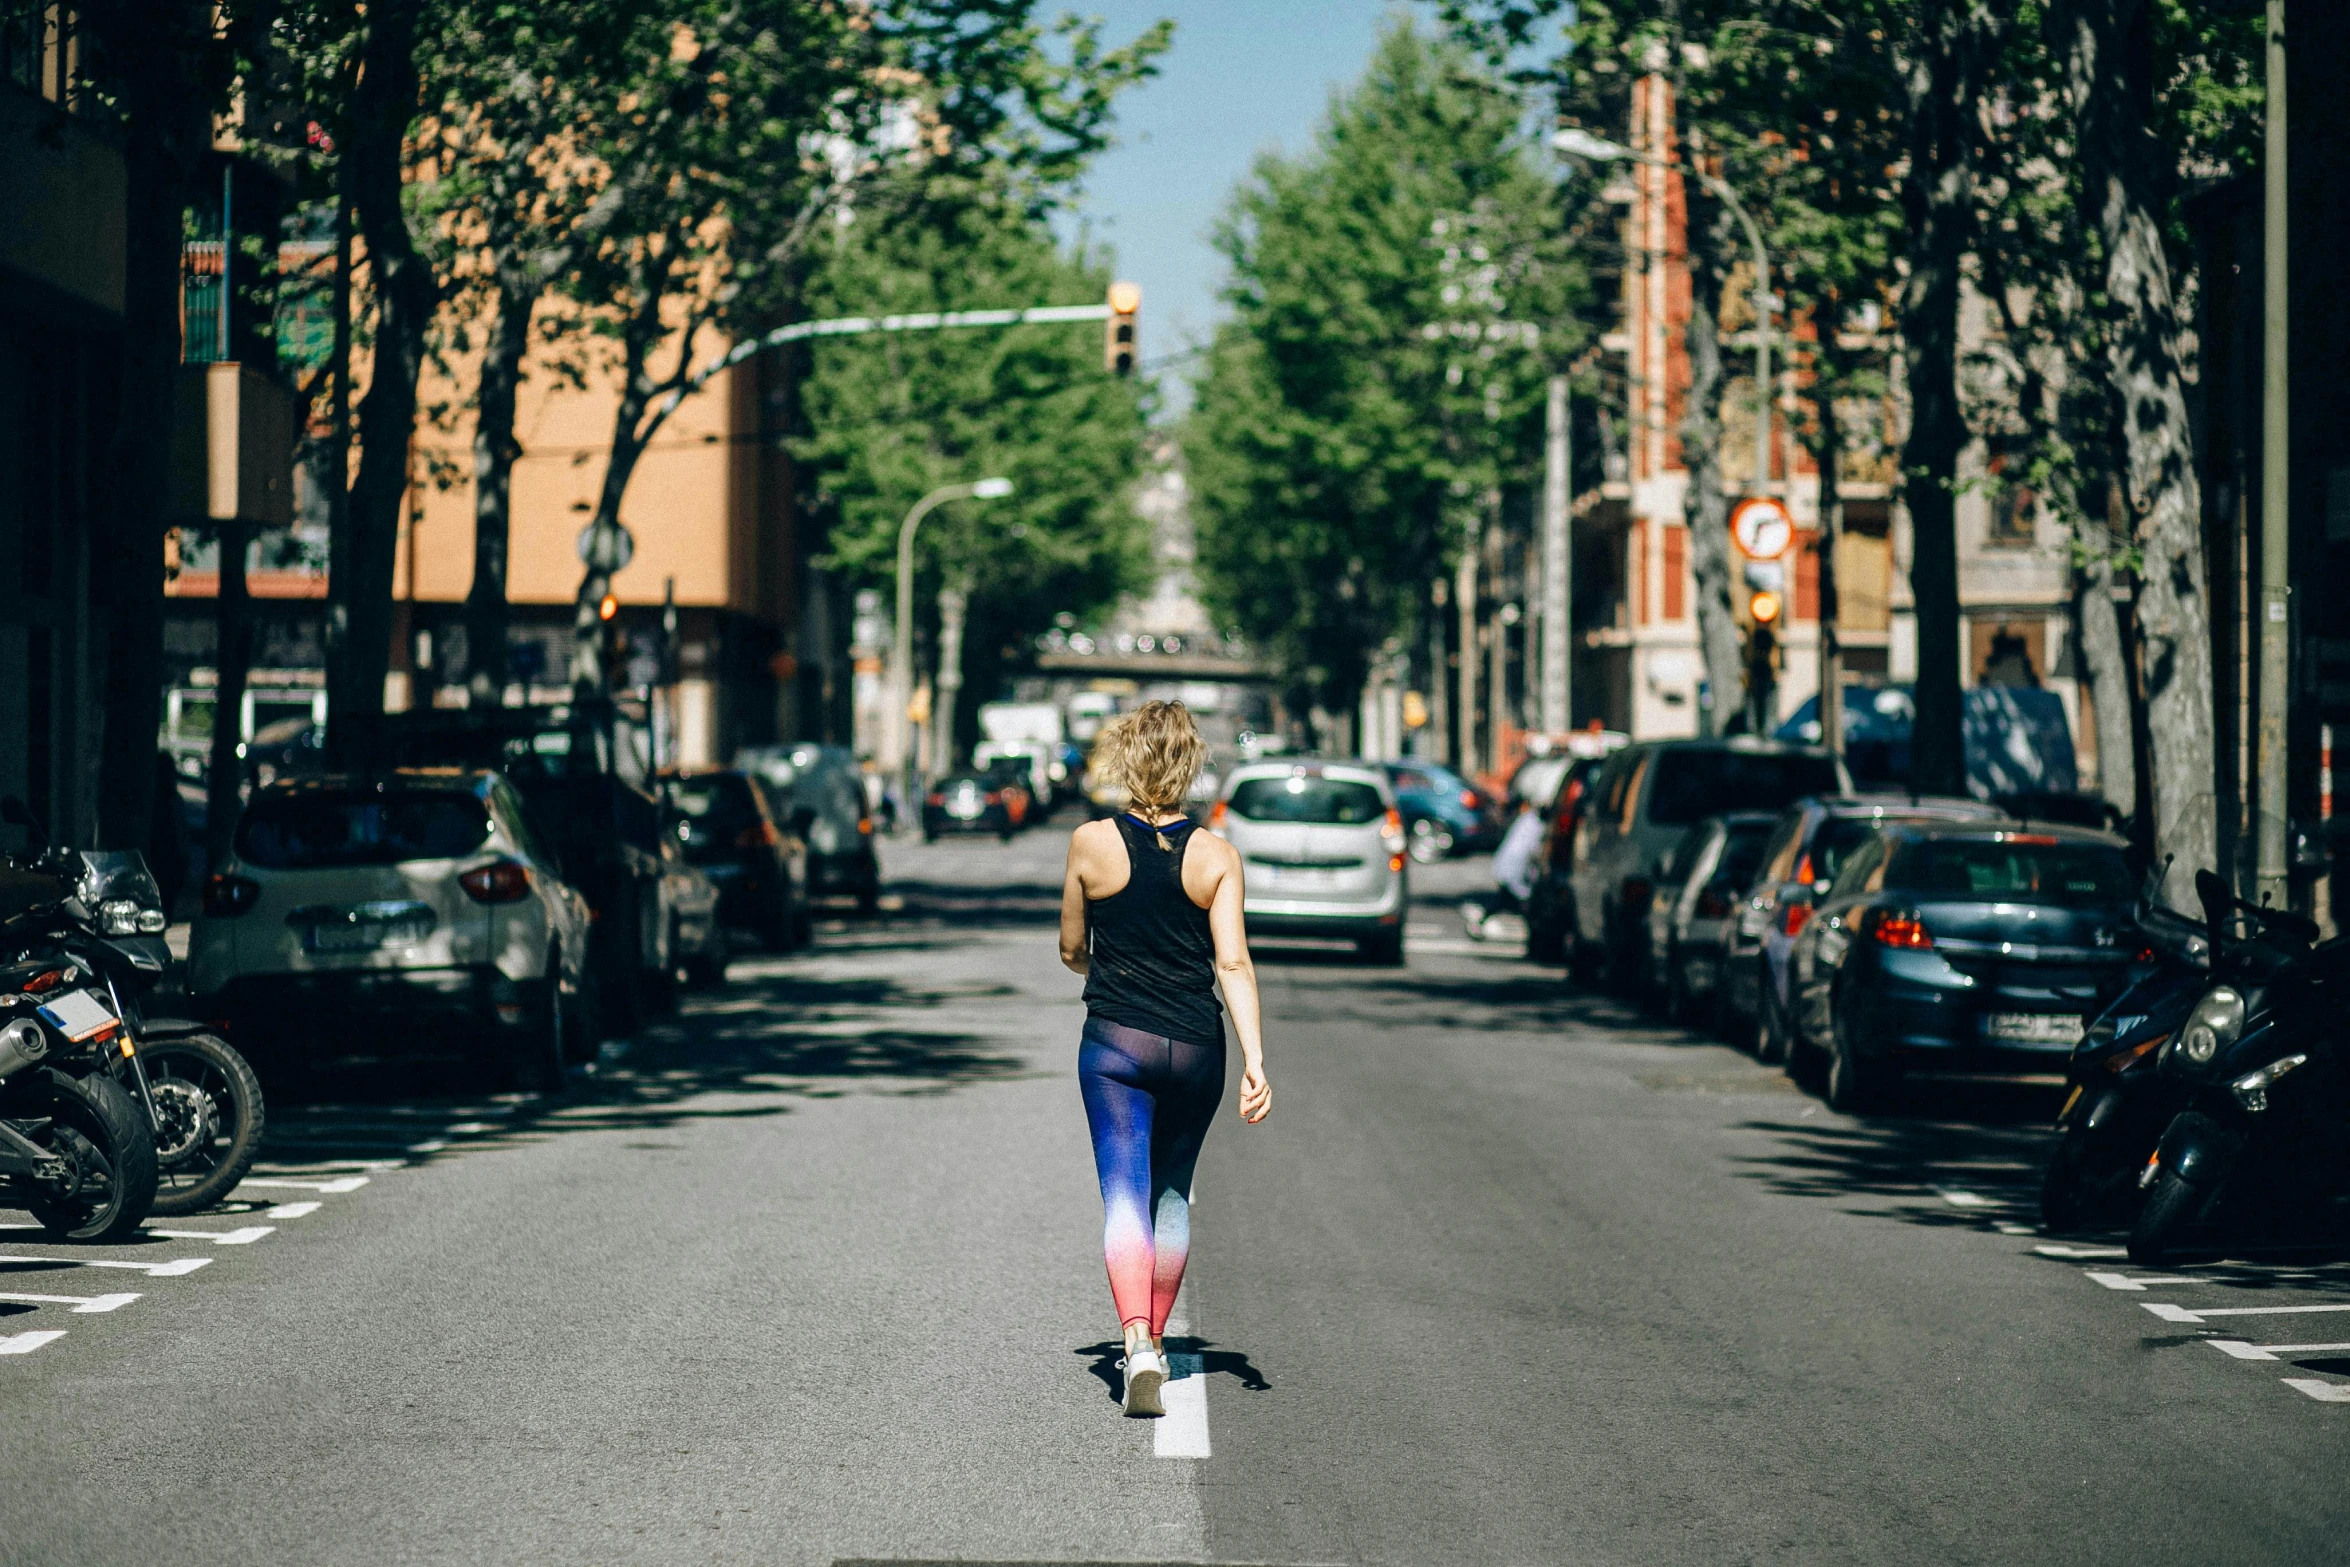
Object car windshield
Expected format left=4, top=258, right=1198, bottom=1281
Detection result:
left=1890, top=837, right=2134, bottom=906
left=237, top=791, right=489, bottom=869
left=1228, top=776, right=1386, bottom=824
left=1647, top=751, right=1843, bottom=827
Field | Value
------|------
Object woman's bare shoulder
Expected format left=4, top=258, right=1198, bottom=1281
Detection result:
left=1187, top=827, right=1240, bottom=871
left=1069, top=817, right=1123, bottom=861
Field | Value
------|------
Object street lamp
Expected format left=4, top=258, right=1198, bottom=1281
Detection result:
left=1553, top=127, right=1775, bottom=502
left=894, top=476, right=1014, bottom=811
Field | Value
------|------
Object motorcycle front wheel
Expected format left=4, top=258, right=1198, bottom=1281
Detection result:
left=2129, top=1169, right=2208, bottom=1268
left=22, top=1074, right=157, bottom=1242
left=142, top=1033, right=265, bottom=1217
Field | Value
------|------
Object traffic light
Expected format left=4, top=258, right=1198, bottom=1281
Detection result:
left=1105, top=280, right=1140, bottom=376
left=1747, top=589, right=1780, bottom=628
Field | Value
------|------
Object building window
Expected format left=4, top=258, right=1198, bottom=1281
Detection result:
left=1985, top=448, right=2037, bottom=549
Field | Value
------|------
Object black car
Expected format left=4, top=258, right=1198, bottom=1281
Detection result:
left=1644, top=811, right=1780, bottom=1024
left=660, top=769, right=812, bottom=952
left=923, top=772, right=1016, bottom=840
left=1785, top=823, right=2140, bottom=1111
left=737, top=744, right=882, bottom=913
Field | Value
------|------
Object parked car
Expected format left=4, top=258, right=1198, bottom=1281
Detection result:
left=189, top=771, right=592, bottom=1089
left=659, top=768, right=812, bottom=952
left=1561, top=739, right=1849, bottom=988
left=1210, top=759, right=1408, bottom=964
left=1782, top=823, right=2141, bottom=1111
left=1722, top=794, right=2010, bottom=1062
left=974, top=739, right=1058, bottom=816
left=510, top=769, right=721, bottom=1032
left=924, top=771, right=1018, bottom=840
left=1382, top=760, right=1507, bottom=863
left=1523, top=754, right=1616, bottom=964
left=1644, top=811, right=1781, bottom=1025
left=737, top=744, right=881, bottom=913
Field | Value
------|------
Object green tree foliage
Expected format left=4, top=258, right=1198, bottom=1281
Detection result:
left=792, top=196, right=1154, bottom=745
left=1187, top=21, right=1584, bottom=720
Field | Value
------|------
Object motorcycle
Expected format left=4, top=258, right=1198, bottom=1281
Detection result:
left=2127, top=869, right=2347, bottom=1267
left=1, top=799, right=265, bottom=1220
left=2040, top=867, right=2309, bottom=1232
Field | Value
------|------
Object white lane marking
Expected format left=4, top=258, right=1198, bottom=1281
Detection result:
left=0, top=1290, right=139, bottom=1313
left=0, top=1330, right=64, bottom=1354
left=235, top=1175, right=369, bottom=1194
left=2144, top=1301, right=2350, bottom=1325
left=1995, top=1222, right=2035, bottom=1235
left=1155, top=1354, right=1211, bottom=1458
left=2206, top=1339, right=2350, bottom=1361
left=266, top=1202, right=321, bottom=1219
left=2282, top=1378, right=2350, bottom=1403
left=0, top=1254, right=209, bottom=1278
left=406, top=1140, right=448, bottom=1154
left=1934, top=1188, right=1998, bottom=1208
left=145, top=1226, right=273, bottom=1246
left=247, top=1159, right=402, bottom=1173
left=2086, top=1271, right=2225, bottom=1293
left=2036, top=1244, right=2128, bottom=1259
left=443, top=1122, right=499, bottom=1135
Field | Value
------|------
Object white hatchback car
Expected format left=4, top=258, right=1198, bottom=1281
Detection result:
left=1209, top=759, right=1409, bottom=964
left=190, top=770, right=591, bottom=1089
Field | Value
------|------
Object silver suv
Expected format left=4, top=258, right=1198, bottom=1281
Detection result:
left=1209, top=760, right=1408, bottom=965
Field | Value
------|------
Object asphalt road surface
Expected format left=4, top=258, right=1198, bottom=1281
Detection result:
left=4, top=822, right=2350, bottom=1565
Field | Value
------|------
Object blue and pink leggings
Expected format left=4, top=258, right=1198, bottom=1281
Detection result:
left=1078, top=1016, right=1224, bottom=1337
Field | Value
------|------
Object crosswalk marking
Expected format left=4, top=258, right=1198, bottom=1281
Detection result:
left=0, top=1331, right=64, bottom=1355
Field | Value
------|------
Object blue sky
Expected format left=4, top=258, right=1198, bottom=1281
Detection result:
left=1064, top=3, right=1407, bottom=398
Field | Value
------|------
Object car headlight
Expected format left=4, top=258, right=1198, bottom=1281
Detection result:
left=2177, top=986, right=2245, bottom=1065
left=2231, top=1052, right=2307, bottom=1113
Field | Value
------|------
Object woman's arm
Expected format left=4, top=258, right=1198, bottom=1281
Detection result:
left=1205, top=846, right=1271, bottom=1123
left=1059, top=828, right=1094, bottom=975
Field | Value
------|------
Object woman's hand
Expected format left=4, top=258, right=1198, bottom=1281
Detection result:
left=1238, top=1060, right=1271, bottom=1123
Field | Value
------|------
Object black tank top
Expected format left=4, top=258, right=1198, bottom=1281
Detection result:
left=1083, top=815, right=1223, bottom=1045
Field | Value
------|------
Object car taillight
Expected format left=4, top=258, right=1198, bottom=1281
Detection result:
left=459, top=860, right=532, bottom=903
left=1460, top=789, right=1479, bottom=808
left=1209, top=801, right=1229, bottom=831
left=735, top=820, right=779, bottom=849
left=1382, top=807, right=1405, bottom=853
left=984, top=791, right=1002, bottom=805
left=1779, top=901, right=1813, bottom=936
left=927, top=793, right=946, bottom=807
left=857, top=817, right=874, bottom=835
left=1870, top=908, right=1933, bottom=948
left=203, top=874, right=260, bottom=918
left=1390, top=853, right=1406, bottom=872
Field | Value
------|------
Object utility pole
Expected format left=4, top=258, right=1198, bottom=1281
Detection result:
left=931, top=580, right=968, bottom=779
left=891, top=477, right=1011, bottom=809
left=1542, top=376, right=1572, bottom=735
left=2256, top=0, right=2290, bottom=909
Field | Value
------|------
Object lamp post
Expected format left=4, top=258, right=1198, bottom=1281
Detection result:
left=1553, top=126, right=1774, bottom=502
left=894, top=476, right=1013, bottom=813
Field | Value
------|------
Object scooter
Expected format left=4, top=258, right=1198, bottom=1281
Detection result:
left=2128, top=870, right=2348, bottom=1266
left=1, top=799, right=265, bottom=1218
left=2041, top=869, right=2308, bottom=1231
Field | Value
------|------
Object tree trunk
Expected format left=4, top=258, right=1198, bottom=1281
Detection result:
left=931, top=580, right=968, bottom=778
left=1898, top=0, right=1996, bottom=798
left=1815, top=372, right=1845, bottom=758
left=466, top=278, right=533, bottom=706
left=204, top=516, right=251, bottom=874
left=2075, top=531, right=2137, bottom=818
left=89, top=18, right=198, bottom=849
left=328, top=0, right=434, bottom=772
left=2054, top=0, right=2217, bottom=876
left=1681, top=213, right=1743, bottom=737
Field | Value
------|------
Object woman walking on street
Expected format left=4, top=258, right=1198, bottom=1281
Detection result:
left=1060, top=701, right=1271, bottom=1417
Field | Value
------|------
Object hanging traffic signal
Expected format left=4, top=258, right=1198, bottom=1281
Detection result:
left=1747, top=589, right=1780, bottom=626
left=1105, top=281, right=1140, bottom=376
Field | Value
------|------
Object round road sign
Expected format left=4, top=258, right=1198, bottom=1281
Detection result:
left=1730, top=497, right=1795, bottom=561
left=575, top=521, right=635, bottom=573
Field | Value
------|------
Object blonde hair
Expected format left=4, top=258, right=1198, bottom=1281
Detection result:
left=1091, top=700, right=1205, bottom=813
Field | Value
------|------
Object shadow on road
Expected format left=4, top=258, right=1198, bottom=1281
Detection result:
left=1075, top=1337, right=1273, bottom=1405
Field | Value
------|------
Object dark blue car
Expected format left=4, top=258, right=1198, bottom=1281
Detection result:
left=1382, top=761, right=1505, bottom=863
left=1784, top=823, right=2141, bottom=1111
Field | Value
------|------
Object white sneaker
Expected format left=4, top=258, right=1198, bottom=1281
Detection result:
left=1121, top=1348, right=1168, bottom=1417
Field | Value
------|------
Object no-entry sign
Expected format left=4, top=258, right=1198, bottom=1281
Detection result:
left=1730, top=497, right=1795, bottom=561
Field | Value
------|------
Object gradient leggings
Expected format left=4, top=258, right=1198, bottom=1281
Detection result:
left=1078, top=1016, right=1225, bottom=1337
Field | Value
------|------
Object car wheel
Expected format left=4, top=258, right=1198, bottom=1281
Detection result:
left=509, top=958, right=568, bottom=1095
left=1824, top=1005, right=1889, bottom=1113
left=1664, top=953, right=1691, bottom=1025
left=1407, top=818, right=1451, bottom=864
left=1755, top=981, right=1787, bottom=1065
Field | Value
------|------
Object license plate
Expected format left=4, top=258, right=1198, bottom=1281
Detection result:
left=301, top=903, right=434, bottom=953
left=1262, top=866, right=1338, bottom=890
left=1985, top=1012, right=2084, bottom=1045
left=37, top=988, right=116, bottom=1042
left=948, top=800, right=981, bottom=819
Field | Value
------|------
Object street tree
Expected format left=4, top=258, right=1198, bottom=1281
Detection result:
left=791, top=191, right=1153, bottom=761
left=1187, top=21, right=1583, bottom=745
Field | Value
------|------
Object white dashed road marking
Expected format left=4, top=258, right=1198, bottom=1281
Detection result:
left=0, top=1290, right=139, bottom=1313
left=266, top=1202, right=321, bottom=1219
left=1154, top=1285, right=1211, bottom=1459
left=2206, top=1339, right=2350, bottom=1361
left=2282, top=1379, right=2350, bottom=1403
left=146, top=1226, right=274, bottom=1246
left=0, top=1331, right=65, bottom=1354
left=2142, top=1301, right=2350, bottom=1325
left=235, top=1175, right=370, bottom=1194
left=0, top=1254, right=210, bottom=1278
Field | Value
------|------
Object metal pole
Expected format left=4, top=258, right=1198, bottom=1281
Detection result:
left=1542, top=376, right=1572, bottom=733
left=218, top=165, right=232, bottom=359
left=2257, top=0, right=2290, bottom=908
left=1456, top=512, right=1479, bottom=774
